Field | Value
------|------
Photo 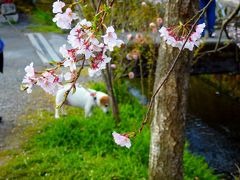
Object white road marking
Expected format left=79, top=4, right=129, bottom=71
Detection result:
left=26, top=33, right=49, bottom=64
left=26, top=33, right=61, bottom=64
left=35, top=33, right=61, bottom=62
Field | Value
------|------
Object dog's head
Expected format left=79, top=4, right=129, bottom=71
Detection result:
left=95, top=92, right=110, bottom=113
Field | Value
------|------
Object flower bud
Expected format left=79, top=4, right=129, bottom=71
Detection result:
left=141, top=2, right=147, bottom=6
left=128, top=72, right=135, bottom=79
left=111, top=64, right=116, bottom=69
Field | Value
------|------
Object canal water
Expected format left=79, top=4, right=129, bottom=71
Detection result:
left=187, top=76, right=240, bottom=176
left=128, top=75, right=240, bottom=176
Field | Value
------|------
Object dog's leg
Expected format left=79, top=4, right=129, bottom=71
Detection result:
left=61, top=105, right=67, bottom=116
left=84, top=104, right=93, bottom=117
left=55, top=108, right=60, bottom=119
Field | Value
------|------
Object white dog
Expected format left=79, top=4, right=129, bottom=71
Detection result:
left=55, top=85, right=110, bottom=119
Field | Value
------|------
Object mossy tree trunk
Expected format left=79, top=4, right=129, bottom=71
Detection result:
left=149, top=1, right=197, bottom=179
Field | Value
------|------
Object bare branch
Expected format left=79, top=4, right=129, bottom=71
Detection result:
left=214, top=4, right=240, bottom=51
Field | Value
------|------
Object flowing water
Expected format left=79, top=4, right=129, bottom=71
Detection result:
left=187, top=76, right=240, bottom=176
left=128, top=75, right=240, bottom=176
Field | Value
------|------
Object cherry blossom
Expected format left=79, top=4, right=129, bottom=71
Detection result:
left=112, top=132, right=131, bottom=148
left=102, top=26, right=124, bottom=51
left=127, top=33, right=133, bottom=41
left=128, top=72, right=135, bottom=79
left=37, top=71, right=61, bottom=95
left=88, top=49, right=112, bottom=77
left=63, top=57, right=77, bottom=72
left=22, top=62, right=36, bottom=93
left=64, top=72, right=75, bottom=81
left=53, top=8, right=78, bottom=29
left=111, top=64, right=116, bottom=69
left=52, top=0, right=65, bottom=14
left=159, top=23, right=205, bottom=51
left=141, top=2, right=147, bottom=6
left=24, top=62, right=35, bottom=77
left=23, top=3, right=125, bottom=96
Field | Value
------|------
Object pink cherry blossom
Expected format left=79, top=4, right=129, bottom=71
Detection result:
left=112, top=132, right=131, bottom=148
left=141, top=2, right=147, bottom=6
left=111, top=64, right=116, bottom=69
left=159, top=23, right=205, bottom=51
left=79, top=19, right=92, bottom=28
left=88, top=68, right=102, bottom=77
left=64, top=72, right=75, bottom=81
left=24, top=62, right=35, bottom=77
left=52, top=0, right=65, bottom=14
left=22, top=62, right=36, bottom=94
left=128, top=72, right=135, bottom=79
left=127, top=33, right=133, bottom=41
left=63, top=57, right=76, bottom=72
left=37, top=71, right=60, bottom=95
left=102, top=26, right=124, bottom=51
left=59, top=44, right=69, bottom=58
left=88, top=48, right=112, bottom=77
left=53, top=8, right=78, bottom=29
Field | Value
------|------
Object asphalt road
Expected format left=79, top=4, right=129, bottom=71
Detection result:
left=0, top=23, right=66, bottom=149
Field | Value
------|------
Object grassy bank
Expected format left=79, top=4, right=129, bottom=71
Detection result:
left=28, top=9, right=62, bottom=33
left=0, top=82, right=218, bottom=179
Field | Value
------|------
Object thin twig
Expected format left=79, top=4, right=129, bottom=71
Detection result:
left=214, top=4, right=240, bottom=51
left=91, top=0, right=97, bottom=12
left=138, top=0, right=214, bottom=133
left=194, top=41, right=232, bottom=62
left=96, top=0, right=103, bottom=13
left=57, top=59, right=86, bottom=108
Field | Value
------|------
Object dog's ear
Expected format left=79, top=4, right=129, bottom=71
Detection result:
left=100, top=96, right=110, bottom=106
left=90, top=92, right=97, bottom=97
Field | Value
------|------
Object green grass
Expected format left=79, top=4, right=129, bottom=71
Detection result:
left=0, top=82, right=219, bottom=179
left=28, top=8, right=62, bottom=33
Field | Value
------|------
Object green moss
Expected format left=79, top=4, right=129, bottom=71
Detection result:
left=0, top=82, right=219, bottom=179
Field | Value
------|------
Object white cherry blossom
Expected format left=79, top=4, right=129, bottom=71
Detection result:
left=102, top=26, right=124, bottom=51
left=112, top=132, right=131, bottom=148
left=52, top=0, right=65, bottom=14
left=53, top=8, right=78, bottom=29
left=22, top=62, right=36, bottom=94
left=63, top=57, right=76, bottom=72
left=159, top=23, right=205, bottom=51
left=37, top=72, right=60, bottom=95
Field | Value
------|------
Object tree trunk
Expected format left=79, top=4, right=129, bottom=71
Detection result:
left=102, top=64, right=121, bottom=124
left=149, top=1, right=196, bottom=179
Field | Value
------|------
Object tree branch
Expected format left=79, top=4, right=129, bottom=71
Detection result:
left=138, top=0, right=214, bottom=134
left=214, top=4, right=240, bottom=51
left=57, top=59, right=86, bottom=109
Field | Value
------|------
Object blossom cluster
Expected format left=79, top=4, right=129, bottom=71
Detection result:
left=22, top=1, right=207, bottom=149
left=22, top=62, right=61, bottom=95
left=159, top=23, right=205, bottom=51
left=52, top=0, right=78, bottom=29
left=22, top=1, right=124, bottom=95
